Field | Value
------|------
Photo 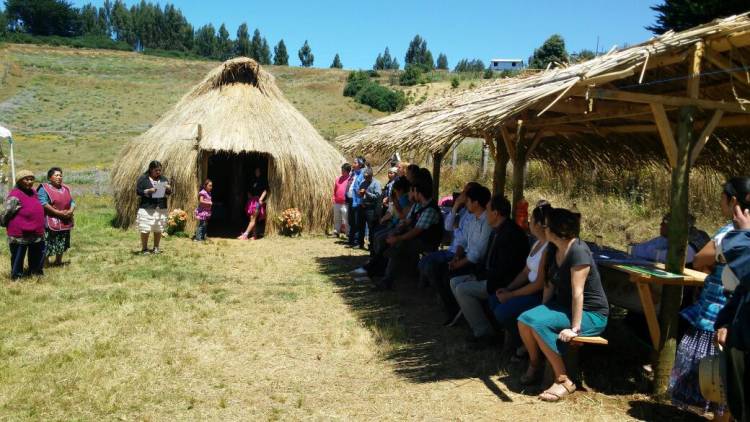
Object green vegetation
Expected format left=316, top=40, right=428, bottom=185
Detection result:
left=344, top=71, right=405, bottom=112
left=648, top=0, right=749, bottom=34
left=398, top=65, right=425, bottom=86
left=373, top=47, right=399, bottom=70
left=298, top=40, right=314, bottom=67
left=330, top=53, right=342, bottom=69
left=436, top=53, right=448, bottom=70
left=453, top=58, right=485, bottom=73
left=527, top=34, right=568, bottom=70
left=273, top=39, right=289, bottom=66
left=450, top=76, right=459, bottom=89
left=404, top=34, right=434, bottom=70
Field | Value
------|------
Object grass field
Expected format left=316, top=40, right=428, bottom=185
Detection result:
left=0, top=196, right=706, bottom=421
left=0, top=43, right=732, bottom=420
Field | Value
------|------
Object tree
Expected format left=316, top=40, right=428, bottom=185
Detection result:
left=235, top=22, right=250, bottom=57
left=373, top=53, right=384, bottom=70
left=249, top=28, right=262, bottom=61
left=259, top=37, right=271, bottom=65
left=404, top=35, right=434, bottom=70
left=390, top=57, right=400, bottom=70
left=570, top=49, right=596, bottom=63
left=110, top=0, right=131, bottom=42
left=527, top=34, right=568, bottom=69
left=216, top=23, right=233, bottom=60
left=5, top=0, right=80, bottom=36
left=0, top=11, right=7, bottom=37
left=399, top=65, right=423, bottom=86
left=80, top=4, right=106, bottom=36
left=330, top=53, right=343, bottom=69
left=298, top=40, right=314, bottom=67
left=273, top=39, right=289, bottom=65
left=436, top=53, right=448, bottom=70
left=194, top=23, right=216, bottom=58
left=648, top=0, right=748, bottom=34
left=374, top=47, right=398, bottom=70
left=453, top=58, right=485, bottom=73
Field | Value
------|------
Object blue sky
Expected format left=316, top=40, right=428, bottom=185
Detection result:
left=71, top=0, right=660, bottom=69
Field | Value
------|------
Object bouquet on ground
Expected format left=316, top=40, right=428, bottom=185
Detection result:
left=167, top=208, right=188, bottom=235
left=278, top=208, right=303, bottom=237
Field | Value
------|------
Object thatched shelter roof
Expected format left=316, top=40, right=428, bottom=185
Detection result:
left=338, top=13, right=750, bottom=173
left=111, top=58, right=345, bottom=232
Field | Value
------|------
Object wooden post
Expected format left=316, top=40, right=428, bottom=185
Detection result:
left=452, top=141, right=460, bottom=168
left=493, top=135, right=509, bottom=196
left=511, top=123, right=528, bottom=217
left=432, top=151, right=443, bottom=199
left=654, top=106, right=695, bottom=398
left=481, top=142, right=489, bottom=176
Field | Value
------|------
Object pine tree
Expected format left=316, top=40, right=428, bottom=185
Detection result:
left=648, top=0, right=747, bottom=34
left=216, top=23, right=233, bottom=60
left=373, top=53, right=384, bottom=70
left=273, top=39, right=289, bottom=65
left=5, top=0, right=81, bottom=36
left=298, top=40, right=314, bottom=67
left=194, top=23, right=216, bottom=58
left=382, top=47, right=393, bottom=69
left=250, top=28, right=263, bottom=61
left=404, top=35, right=434, bottom=70
left=390, top=57, right=400, bottom=70
left=110, top=0, right=131, bottom=42
left=527, top=34, right=568, bottom=69
left=436, top=53, right=448, bottom=70
left=259, top=37, right=271, bottom=65
left=330, top=53, right=343, bottom=69
left=235, top=22, right=250, bottom=57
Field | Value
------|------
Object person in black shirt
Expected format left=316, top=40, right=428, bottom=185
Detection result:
left=238, top=167, right=268, bottom=240
left=449, top=194, right=529, bottom=347
left=135, top=160, right=171, bottom=254
left=517, top=208, right=609, bottom=401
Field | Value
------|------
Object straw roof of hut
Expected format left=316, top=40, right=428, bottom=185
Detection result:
left=111, top=58, right=345, bottom=232
left=338, top=13, right=750, bottom=173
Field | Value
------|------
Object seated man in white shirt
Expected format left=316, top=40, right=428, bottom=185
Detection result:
left=631, top=213, right=709, bottom=264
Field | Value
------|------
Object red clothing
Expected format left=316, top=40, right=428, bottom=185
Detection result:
left=7, top=188, right=45, bottom=238
left=333, top=174, right=349, bottom=204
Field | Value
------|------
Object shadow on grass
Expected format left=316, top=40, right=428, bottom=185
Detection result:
left=627, top=400, right=707, bottom=421
left=317, top=253, right=674, bottom=403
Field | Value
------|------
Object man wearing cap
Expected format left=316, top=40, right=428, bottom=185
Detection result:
left=1, top=170, right=46, bottom=279
left=347, top=157, right=366, bottom=247
left=357, top=167, right=382, bottom=249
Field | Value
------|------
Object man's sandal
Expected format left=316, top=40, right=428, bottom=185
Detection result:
left=538, top=376, right=576, bottom=402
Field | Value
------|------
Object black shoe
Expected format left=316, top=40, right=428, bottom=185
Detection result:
left=466, top=334, right=499, bottom=349
left=443, top=310, right=463, bottom=327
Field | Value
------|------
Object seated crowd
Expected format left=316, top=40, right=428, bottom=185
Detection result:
left=339, top=158, right=609, bottom=402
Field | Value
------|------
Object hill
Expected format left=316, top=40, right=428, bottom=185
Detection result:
left=0, top=44, right=386, bottom=173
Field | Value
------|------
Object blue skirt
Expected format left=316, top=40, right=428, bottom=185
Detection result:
left=518, top=303, right=607, bottom=355
left=669, top=327, right=726, bottom=414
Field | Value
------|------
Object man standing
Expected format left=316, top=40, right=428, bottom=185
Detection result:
left=357, top=167, right=382, bottom=249
left=347, top=157, right=365, bottom=246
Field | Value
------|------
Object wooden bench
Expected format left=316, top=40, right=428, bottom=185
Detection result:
left=543, top=336, right=609, bottom=385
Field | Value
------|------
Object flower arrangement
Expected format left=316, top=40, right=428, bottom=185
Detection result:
left=277, top=208, right=303, bottom=237
left=167, top=209, right=188, bottom=235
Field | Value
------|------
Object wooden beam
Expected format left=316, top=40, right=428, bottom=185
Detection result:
left=525, top=109, right=655, bottom=128
left=492, top=135, right=510, bottom=197
left=432, top=151, right=444, bottom=198
left=704, top=47, right=750, bottom=88
left=690, top=110, right=724, bottom=166
left=511, top=123, right=528, bottom=220
left=651, top=103, right=678, bottom=168
left=526, top=130, right=545, bottom=157
left=586, top=88, right=750, bottom=113
left=687, top=41, right=704, bottom=99
left=499, top=125, right=516, bottom=158
left=706, top=30, right=750, bottom=53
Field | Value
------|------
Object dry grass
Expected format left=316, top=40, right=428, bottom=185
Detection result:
left=0, top=196, right=708, bottom=420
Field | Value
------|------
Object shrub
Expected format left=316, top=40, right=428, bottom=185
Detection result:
left=343, top=71, right=370, bottom=97
left=483, top=69, right=494, bottom=79
left=451, top=77, right=459, bottom=89
left=355, top=83, right=406, bottom=112
left=399, top=65, right=423, bottom=86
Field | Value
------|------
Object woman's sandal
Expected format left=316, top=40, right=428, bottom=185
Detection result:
left=520, top=364, right=543, bottom=385
left=538, top=376, right=576, bottom=402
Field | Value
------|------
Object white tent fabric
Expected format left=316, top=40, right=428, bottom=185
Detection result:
left=0, top=125, right=11, bottom=139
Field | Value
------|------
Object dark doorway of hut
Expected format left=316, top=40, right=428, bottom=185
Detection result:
left=203, top=151, right=269, bottom=238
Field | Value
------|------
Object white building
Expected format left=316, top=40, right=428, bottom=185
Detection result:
left=489, top=58, right=524, bottom=71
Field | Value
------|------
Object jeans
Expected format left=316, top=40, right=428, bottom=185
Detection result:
left=488, top=293, right=542, bottom=347
left=333, top=203, right=347, bottom=234
left=450, top=276, right=491, bottom=337
left=9, top=241, right=45, bottom=279
left=348, top=204, right=362, bottom=245
left=194, top=220, right=208, bottom=241
left=418, top=250, right=454, bottom=286
left=382, top=238, right=431, bottom=287
left=357, top=207, right=379, bottom=248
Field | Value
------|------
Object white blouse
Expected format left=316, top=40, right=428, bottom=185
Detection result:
left=527, top=240, right=549, bottom=283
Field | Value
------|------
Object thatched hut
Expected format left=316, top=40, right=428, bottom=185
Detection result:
left=111, top=58, right=345, bottom=234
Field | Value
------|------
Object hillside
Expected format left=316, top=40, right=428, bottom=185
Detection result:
left=0, top=44, right=386, bottom=173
